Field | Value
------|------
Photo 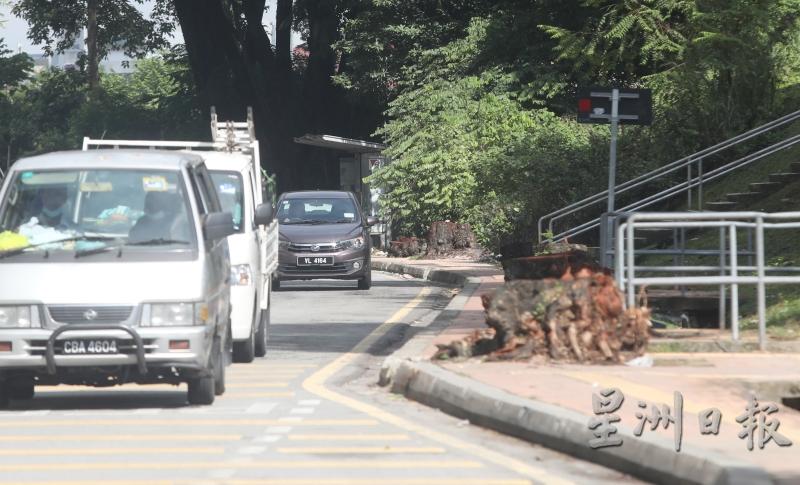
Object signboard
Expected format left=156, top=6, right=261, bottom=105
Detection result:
left=577, top=88, right=652, bottom=125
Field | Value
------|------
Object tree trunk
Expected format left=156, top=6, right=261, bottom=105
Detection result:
left=86, top=0, right=99, bottom=92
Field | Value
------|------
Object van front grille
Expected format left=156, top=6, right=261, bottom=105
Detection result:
left=48, top=306, right=134, bottom=324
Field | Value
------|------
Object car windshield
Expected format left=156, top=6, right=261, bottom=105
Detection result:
left=277, top=197, right=359, bottom=225
left=210, top=171, right=244, bottom=232
left=0, top=168, right=196, bottom=257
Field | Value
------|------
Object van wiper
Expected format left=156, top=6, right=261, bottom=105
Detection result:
left=292, top=219, right=329, bottom=225
left=127, top=238, right=190, bottom=246
left=0, top=235, right=118, bottom=260
left=74, top=239, right=125, bottom=259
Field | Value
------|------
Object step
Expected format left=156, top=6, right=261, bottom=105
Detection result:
left=791, top=161, right=800, bottom=173
left=749, top=181, right=782, bottom=193
left=768, top=172, right=800, bottom=184
left=705, top=201, right=737, bottom=211
left=726, top=192, right=761, bottom=203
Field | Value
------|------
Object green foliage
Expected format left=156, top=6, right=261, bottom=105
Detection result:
left=0, top=50, right=205, bottom=169
left=12, top=0, right=174, bottom=60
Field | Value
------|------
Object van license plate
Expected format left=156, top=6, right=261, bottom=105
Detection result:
left=297, top=256, right=333, bottom=266
left=62, top=340, right=118, bottom=354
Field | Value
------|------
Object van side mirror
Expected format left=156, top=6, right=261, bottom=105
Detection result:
left=366, top=216, right=378, bottom=226
left=204, top=212, right=235, bottom=241
left=254, top=202, right=274, bottom=226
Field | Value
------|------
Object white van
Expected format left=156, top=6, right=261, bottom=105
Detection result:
left=82, top=110, right=278, bottom=364
left=0, top=150, right=235, bottom=406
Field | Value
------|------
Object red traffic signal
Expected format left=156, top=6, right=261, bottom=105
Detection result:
left=578, top=98, right=592, bottom=113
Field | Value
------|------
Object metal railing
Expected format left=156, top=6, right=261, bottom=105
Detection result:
left=538, top=109, right=800, bottom=243
left=615, top=211, right=800, bottom=350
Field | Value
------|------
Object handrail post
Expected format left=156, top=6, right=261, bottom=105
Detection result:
left=687, top=163, right=692, bottom=210
left=756, top=215, right=767, bottom=350
left=698, top=158, right=704, bottom=209
left=718, top=226, right=727, bottom=330
left=616, top=221, right=626, bottom=292
left=626, top=216, right=636, bottom=308
left=729, top=223, right=739, bottom=340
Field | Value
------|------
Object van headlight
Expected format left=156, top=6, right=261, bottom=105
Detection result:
left=0, top=306, right=33, bottom=328
left=140, top=303, right=208, bottom=327
left=230, top=264, right=252, bottom=286
left=339, top=236, right=364, bottom=250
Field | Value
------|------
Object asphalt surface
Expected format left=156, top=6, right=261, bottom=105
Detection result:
left=0, top=271, right=642, bottom=485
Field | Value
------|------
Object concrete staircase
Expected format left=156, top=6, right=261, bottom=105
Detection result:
left=706, top=161, right=800, bottom=210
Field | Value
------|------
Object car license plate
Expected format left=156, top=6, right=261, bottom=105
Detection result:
left=62, top=339, right=118, bottom=355
left=297, top=256, right=334, bottom=266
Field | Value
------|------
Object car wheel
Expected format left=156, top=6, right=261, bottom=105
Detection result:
left=255, top=295, right=270, bottom=358
left=233, top=300, right=257, bottom=364
left=187, top=374, right=215, bottom=405
left=8, top=380, right=34, bottom=400
left=357, top=265, right=372, bottom=290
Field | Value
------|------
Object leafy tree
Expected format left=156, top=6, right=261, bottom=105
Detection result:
left=12, top=0, right=174, bottom=90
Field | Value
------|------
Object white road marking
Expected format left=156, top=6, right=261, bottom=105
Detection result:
left=265, top=426, right=292, bottom=434
left=133, top=408, right=161, bottom=415
left=298, top=399, right=321, bottom=406
left=253, top=435, right=282, bottom=443
left=245, top=403, right=277, bottom=415
left=237, top=446, right=268, bottom=455
left=278, top=416, right=304, bottom=422
left=289, top=407, right=314, bottom=415
left=208, top=468, right=237, bottom=479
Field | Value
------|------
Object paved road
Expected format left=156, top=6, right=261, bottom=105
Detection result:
left=0, top=272, right=641, bottom=485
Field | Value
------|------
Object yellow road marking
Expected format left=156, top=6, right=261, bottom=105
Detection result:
left=302, top=287, right=574, bottom=485
left=287, top=434, right=410, bottom=441
left=0, top=447, right=223, bottom=456
left=0, top=459, right=482, bottom=472
left=224, top=382, right=289, bottom=388
left=220, top=391, right=295, bottom=398
left=0, top=479, right=530, bottom=485
left=562, top=371, right=800, bottom=444
left=1, top=419, right=378, bottom=427
left=277, top=446, right=446, bottom=454
left=0, top=435, right=240, bottom=442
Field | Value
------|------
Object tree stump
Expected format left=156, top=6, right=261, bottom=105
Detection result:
left=388, top=236, right=424, bottom=257
left=426, top=221, right=477, bottom=256
left=435, top=272, right=650, bottom=363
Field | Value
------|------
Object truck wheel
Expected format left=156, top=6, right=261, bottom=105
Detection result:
left=213, top=339, right=226, bottom=396
left=255, top=297, right=270, bottom=358
left=233, top=300, right=257, bottom=364
left=8, top=380, right=34, bottom=400
left=0, top=382, right=9, bottom=409
left=357, top=265, right=372, bottom=290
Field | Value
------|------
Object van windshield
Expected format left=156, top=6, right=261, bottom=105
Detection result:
left=0, top=169, right=196, bottom=258
left=209, top=171, right=244, bottom=233
left=277, top=197, right=359, bottom=225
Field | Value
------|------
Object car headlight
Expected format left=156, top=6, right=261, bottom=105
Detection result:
left=279, top=241, right=290, bottom=250
left=231, top=264, right=252, bottom=286
left=339, top=236, right=364, bottom=250
left=0, top=305, right=33, bottom=328
left=140, top=303, right=208, bottom=327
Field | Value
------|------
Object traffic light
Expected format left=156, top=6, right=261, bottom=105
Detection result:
left=577, top=88, right=652, bottom=125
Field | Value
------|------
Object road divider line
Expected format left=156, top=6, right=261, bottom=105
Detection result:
left=286, top=434, right=410, bottom=441
left=276, top=446, right=446, bottom=454
left=302, top=286, right=575, bottom=485
left=1, top=418, right=378, bottom=427
left=0, top=479, right=530, bottom=485
left=0, top=435, right=240, bottom=442
left=0, top=447, right=224, bottom=456
left=224, top=383, right=290, bottom=388
left=220, top=391, right=295, bottom=398
left=0, top=459, right=483, bottom=472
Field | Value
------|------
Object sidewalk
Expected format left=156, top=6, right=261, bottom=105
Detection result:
left=374, top=256, right=800, bottom=485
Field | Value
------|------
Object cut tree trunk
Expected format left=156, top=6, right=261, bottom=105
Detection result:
left=435, top=272, right=650, bottom=363
left=426, top=221, right=477, bottom=256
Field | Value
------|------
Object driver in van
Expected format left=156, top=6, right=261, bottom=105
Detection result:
left=37, top=186, right=74, bottom=229
left=128, top=191, right=179, bottom=243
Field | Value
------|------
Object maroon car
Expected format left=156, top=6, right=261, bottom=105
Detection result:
left=274, top=191, right=376, bottom=290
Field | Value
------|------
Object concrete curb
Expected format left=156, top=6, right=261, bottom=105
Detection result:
left=376, top=260, right=774, bottom=485
left=389, top=360, right=772, bottom=485
left=372, top=260, right=470, bottom=287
